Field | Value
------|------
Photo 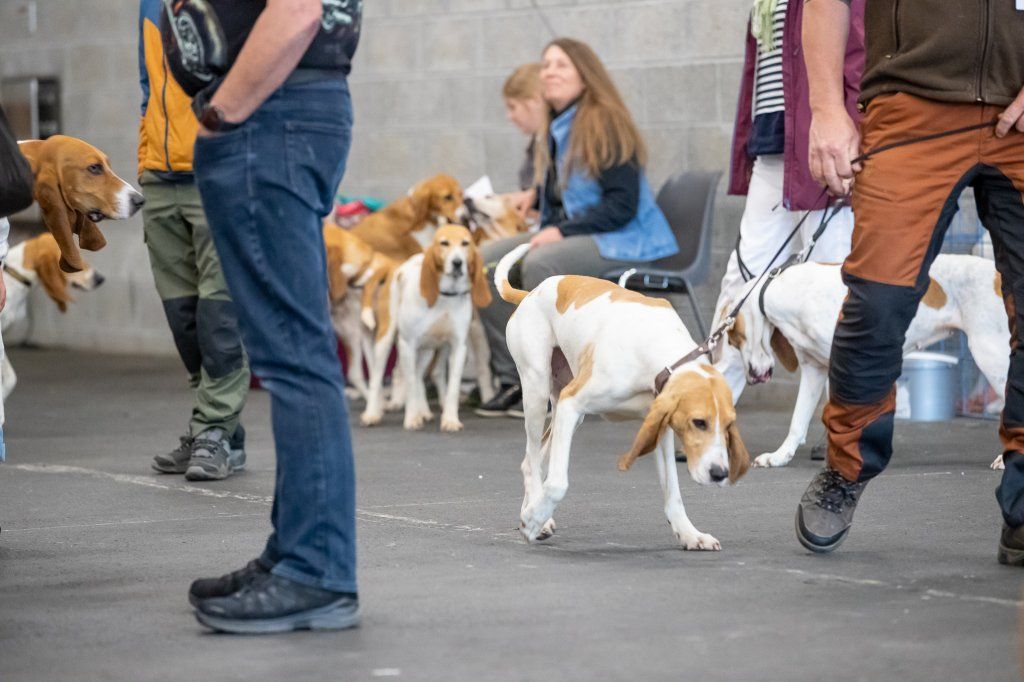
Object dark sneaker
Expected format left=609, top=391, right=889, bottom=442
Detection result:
left=998, top=523, right=1024, bottom=566
left=475, top=384, right=523, bottom=418
left=152, top=435, right=193, bottom=474
left=189, top=558, right=271, bottom=607
left=195, top=573, right=361, bottom=634
left=796, top=468, right=868, bottom=553
left=185, top=428, right=245, bottom=481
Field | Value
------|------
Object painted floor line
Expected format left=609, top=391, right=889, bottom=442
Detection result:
left=2, top=512, right=265, bottom=534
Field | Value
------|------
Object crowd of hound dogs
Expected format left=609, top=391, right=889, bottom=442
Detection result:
left=9, top=135, right=1013, bottom=549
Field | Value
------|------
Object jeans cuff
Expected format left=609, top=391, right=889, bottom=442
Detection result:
left=271, top=562, right=358, bottom=594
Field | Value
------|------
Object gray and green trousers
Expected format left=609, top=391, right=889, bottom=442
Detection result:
left=140, top=171, right=249, bottom=445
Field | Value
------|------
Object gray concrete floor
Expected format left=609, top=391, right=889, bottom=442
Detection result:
left=1, top=348, right=1022, bottom=681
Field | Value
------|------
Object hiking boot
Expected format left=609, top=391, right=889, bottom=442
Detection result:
left=189, top=558, right=271, bottom=607
left=152, top=435, right=193, bottom=474
left=475, top=384, right=524, bottom=418
left=998, top=523, right=1024, bottom=566
left=185, top=428, right=245, bottom=481
left=194, top=573, right=361, bottom=634
left=796, top=468, right=868, bottom=553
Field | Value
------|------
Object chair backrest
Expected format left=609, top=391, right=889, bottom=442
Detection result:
left=650, top=170, right=722, bottom=284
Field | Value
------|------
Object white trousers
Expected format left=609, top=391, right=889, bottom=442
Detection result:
left=713, top=155, right=854, bottom=401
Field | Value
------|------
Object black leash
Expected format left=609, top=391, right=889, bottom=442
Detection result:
left=653, top=117, right=1001, bottom=395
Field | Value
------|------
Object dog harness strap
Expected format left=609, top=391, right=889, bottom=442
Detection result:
left=3, top=263, right=31, bottom=287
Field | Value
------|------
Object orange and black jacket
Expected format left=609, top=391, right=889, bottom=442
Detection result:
left=138, top=0, right=198, bottom=178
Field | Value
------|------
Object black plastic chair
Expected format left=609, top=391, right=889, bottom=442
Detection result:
left=602, top=170, right=722, bottom=339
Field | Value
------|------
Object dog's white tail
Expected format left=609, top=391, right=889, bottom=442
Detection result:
left=493, top=243, right=531, bottom=305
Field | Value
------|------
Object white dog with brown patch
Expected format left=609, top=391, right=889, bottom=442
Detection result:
left=722, top=253, right=1008, bottom=469
left=495, top=244, right=750, bottom=550
left=362, top=224, right=492, bottom=431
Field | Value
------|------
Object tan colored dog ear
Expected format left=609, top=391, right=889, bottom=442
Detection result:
left=726, top=421, right=751, bottom=483
left=419, top=246, right=441, bottom=307
left=406, top=183, right=432, bottom=229
left=75, top=213, right=106, bottom=252
left=469, top=246, right=492, bottom=309
left=770, top=329, right=799, bottom=373
left=618, top=396, right=670, bottom=471
left=34, top=169, right=85, bottom=273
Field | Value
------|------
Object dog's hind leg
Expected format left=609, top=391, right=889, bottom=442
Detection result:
left=522, top=395, right=583, bottom=542
left=754, top=360, right=827, bottom=468
left=654, top=428, right=720, bottom=550
left=361, top=327, right=396, bottom=426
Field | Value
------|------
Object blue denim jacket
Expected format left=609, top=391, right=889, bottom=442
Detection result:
left=541, top=104, right=678, bottom=262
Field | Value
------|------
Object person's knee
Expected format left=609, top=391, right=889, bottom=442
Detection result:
left=196, top=298, right=246, bottom=379
left=521, top=252, right=558, bottom=290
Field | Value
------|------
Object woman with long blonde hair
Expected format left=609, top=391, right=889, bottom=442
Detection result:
left=476, top=37, right=678, bottom=418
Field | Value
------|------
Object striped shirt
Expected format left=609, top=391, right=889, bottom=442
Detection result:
left=752, top=0, right=788, bottom=118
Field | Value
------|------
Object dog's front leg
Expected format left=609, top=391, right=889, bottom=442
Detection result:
left=654, top=429, right=720, bottom=550
left=521, top=398, right=582, bottom=542
left=440, top=340, right=468, bottom=432
left=754, top=360, right=826, bottom=468
left=401, top=339, right=432, bottom=430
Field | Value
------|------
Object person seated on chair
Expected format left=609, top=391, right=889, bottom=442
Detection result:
left=476, top=37, right=678, bottom=418
left=499, top=62, right=545, bottom=221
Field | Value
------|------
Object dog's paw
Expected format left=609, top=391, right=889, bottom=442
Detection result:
left=360, top=410, right=383, bottom=427
left=992, top=454, right=1005, bottom=470
left=404, top=413, right=428, bottom=431
left=535, top=518, right=556, bottom=541
left=753, top=451, right=794, bottom=468
left=676, top=531, right=721, bottom=551
left=440, top=417, right=463, bottom=433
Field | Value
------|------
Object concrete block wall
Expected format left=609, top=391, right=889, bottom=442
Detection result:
left=0, top=0, right=766, bottom=385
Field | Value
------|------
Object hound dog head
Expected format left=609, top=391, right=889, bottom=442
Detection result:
left=407, top=174, right=466, bottom=230
left=17, top=136, right=144, bottom=273
left=618, top=367, right=750, bottom=486
left=21, top=233, right=105, bottom=312
left=323, top=223, right=376, bottom=303
left=420, top=224, right=492, bottom=309
left=721, top=305, right=798, bottom=386
left=463, top=194, right=529, bottom=245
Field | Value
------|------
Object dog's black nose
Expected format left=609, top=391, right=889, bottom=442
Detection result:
left=709, top=465, right=728, bottom=482
left=451, top=257, right=463, bottom=272
left=94, top=272, right=106, bottom=287
left=131, top=192, right=146, bottom=209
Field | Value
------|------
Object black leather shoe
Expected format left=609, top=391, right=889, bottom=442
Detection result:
left=195, top=573, right=361, bottom=634
left=188, top=558, right=270, bottom=607
left=998, top=523, right=1024, bottom=566
left=474, top=384, right=523, bottom=418
left=796, top=469, right=868, bottom=553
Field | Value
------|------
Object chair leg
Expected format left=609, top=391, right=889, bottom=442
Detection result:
left=680, top=276, right=707, bottom=339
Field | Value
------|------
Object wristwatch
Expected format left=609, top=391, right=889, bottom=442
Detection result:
left=198, top=103, right=240, bottom=133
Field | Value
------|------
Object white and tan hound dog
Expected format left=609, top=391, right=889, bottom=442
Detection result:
left=495, top=244, right=750, bottom=549
left=722, top=253, right=1008, bottom=469
left=0, top=233, right=105, bottom=422
left=362, top=224, right=492, bottom=431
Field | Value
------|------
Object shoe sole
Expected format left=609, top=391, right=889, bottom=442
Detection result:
left=184, top=451, right=246, bottom=482
left=998, top=543, right=1024, bottom=566
left=474, top=408, right=525, bottom=418
left=795, top=509, right=849, bottom=554
left=195, top=602, right=362, bottom=634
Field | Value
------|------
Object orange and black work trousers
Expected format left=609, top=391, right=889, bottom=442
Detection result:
left=824, top=92, right=1024, bottom=526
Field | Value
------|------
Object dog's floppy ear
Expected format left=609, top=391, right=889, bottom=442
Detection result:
left=770, top=328, right=799, bottom=373
left=405, top=182, right=433, bottom=230
left=618, top=394, right=671, bottom=471
left=468, top=245, right=492, bottom=308
left=324, top=240, right=348, bottom=303
left=34, top=168, right=85, bottom=273
left=420, top=245, right=442, bottom=307
left=726, top=421, right=751, bottom=483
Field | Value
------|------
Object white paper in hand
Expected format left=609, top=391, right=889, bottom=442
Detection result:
left=463, top=176, right=494, bottom=200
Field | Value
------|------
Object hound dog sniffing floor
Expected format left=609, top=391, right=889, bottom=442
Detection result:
left=361, top=224, right=492, bottom=431
left=0, top=233, right=105, bottom=422
left=350, top=173, right=466, bottom=263
left=18, top=136, right=144, bottom=272
left=723, top=254, right=1008, bottom=470
left=323, top=224, right=398, bottom=401
left=495, top=244, right=750, bottom=550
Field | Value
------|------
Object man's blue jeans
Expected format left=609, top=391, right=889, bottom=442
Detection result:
left=194, top=80, right=356, bottom=593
